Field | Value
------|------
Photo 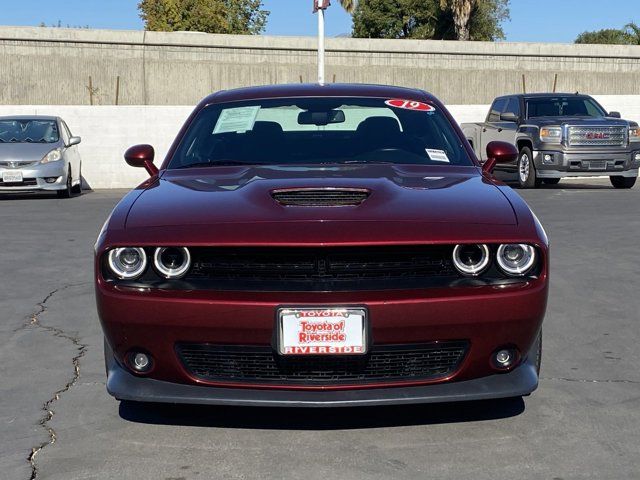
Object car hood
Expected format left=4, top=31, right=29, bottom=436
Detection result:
left=126, top=165, right=516, bottom=230
left=0, top=142, right=60, bottom=163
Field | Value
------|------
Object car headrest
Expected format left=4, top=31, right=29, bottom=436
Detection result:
left=356, top=117, right=401, bottom=137
left=252, top=121, right=283, bottom=136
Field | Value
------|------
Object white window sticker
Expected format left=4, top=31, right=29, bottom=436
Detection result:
left=426, top=149, right=450, bottom=163
left=213, top=106, right=260, bottom=134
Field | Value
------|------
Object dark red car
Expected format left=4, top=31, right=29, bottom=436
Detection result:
left=96, top=84, right=548, bottom=407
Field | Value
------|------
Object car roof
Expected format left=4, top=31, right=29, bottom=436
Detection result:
left=0, top=115, right=59, bottom=121
left=202, top=83, right=435, bottom=105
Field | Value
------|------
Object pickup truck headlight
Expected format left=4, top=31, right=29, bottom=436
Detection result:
left=629, top=126, right=640, bottom=143
left=539, top=127, right=562, bottom=143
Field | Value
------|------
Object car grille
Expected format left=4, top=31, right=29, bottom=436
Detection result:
left=186, top=246, right=458, bottom=290
left=567, top=126, right=627, bottom=147
left=176, top=342, right=469, bottom=385
left=0, top=161, right=38, bottom=168
left=272, top=188, right=370, bottom=207
left=0, top=178, right=37, bottom=186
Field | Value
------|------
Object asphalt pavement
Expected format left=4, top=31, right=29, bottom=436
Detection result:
left=1, top=180, right=639, bottom=480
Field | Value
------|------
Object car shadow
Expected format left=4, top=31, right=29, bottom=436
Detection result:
left=118, top=397, right=525, bottom=430
left=0, top=189, right=91, bottom=200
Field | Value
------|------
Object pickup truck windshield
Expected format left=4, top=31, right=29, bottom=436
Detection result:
left=0, top=119, right=59, bottom=143
left=170, top=97, right=473, bottom=168
left=526, top=97, right=606, bottom=118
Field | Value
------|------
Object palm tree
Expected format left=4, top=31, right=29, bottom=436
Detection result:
left=337, top=0, right=356, bottom=14
left=625, top=22, right=640, bottom=45
left=441, top=0, right=475, bottom=40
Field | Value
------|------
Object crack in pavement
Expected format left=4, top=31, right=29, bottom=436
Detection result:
left=542, top=376, right=640, bottom=385
left=19, top=284, right=89, bottom=480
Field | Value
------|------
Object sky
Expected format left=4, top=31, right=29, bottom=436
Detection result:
left=1, top=0, right=637, bottom=43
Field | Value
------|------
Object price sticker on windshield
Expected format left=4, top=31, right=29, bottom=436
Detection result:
left=385, top=99, right=435, bottom=112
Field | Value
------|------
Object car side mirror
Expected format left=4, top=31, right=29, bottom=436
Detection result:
left=499, top=112, right=519, bottom=123
left=608, top=111, right=621, bottom=118
left=125, top=144, right=159, bottom=176
left=483, top=141, right=518, bottom=174
left=68, top=136, right=81, bottom=146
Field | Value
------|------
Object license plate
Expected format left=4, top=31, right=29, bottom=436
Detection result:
left=588, top=160, right=606, bottom=170
left=278, top=307, right=367, bottom=355
left=2, top=171, right=23, bottom=183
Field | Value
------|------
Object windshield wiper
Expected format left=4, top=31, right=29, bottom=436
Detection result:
left=175, top=160, right=267, bottom=169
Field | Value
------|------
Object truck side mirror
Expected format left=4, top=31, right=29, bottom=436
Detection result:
left=483, top=141, right=518, bottom=174
left=499, top=112, right=519, bottom=123
left=125, top=144, right=159, bottom=176
left=608, top=111, right=621, bottom=118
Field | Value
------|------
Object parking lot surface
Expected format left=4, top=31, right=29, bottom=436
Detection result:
left=1, top=181, right=639, bottom=480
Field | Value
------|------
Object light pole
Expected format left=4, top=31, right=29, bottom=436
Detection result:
left=314, top=0, right=330, bottom=85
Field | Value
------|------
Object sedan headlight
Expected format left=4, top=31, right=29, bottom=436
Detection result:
left=629, top=126, right=640, bottom=143
left=41, top=148, right=63, bottom=164
left=153, top=247, right=191, bottom=279
left=496, top=244, right=536, bottom=276
left=539, top=127, right=562, bottom=143
left=107, top=247, right=147, bottom=279
left=452, top=244, right=490, bottom=276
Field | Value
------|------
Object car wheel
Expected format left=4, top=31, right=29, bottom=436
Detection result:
left=71, top=163, right=82, bottom=194
left=610, top=176, right=637, bottom=189
left=57, top=167, right=73, bottom=198
left=542, top=178, right=560, bottom=185
left=517, top=147, right=540, bottom=188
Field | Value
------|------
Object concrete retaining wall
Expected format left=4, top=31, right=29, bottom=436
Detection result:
left=2, top=26, right=640, bottom=106
left=1, top=95, right=638, bottom=189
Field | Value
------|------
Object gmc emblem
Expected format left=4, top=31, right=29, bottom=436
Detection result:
left=586, top=132, right=610, bottom=139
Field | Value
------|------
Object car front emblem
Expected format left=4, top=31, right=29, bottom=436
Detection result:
left=8, top=161, right=17, bottom=168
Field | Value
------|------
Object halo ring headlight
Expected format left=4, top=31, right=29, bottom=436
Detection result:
left=496, top=244, right=536, bottom=276
left=153, top=247, right=191, bottom=279
left=452, top=244, right=490, bottom=276
left=107, top=247, right=147, bottom=279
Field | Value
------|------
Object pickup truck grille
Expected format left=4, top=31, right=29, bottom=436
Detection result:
left=567, top=126, right=627, bottom=147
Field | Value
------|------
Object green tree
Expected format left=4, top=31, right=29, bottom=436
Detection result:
left=624, top=22, right=640, bottom=45
left=337, top=0, right=357, bottom=13
left=575, top=28, right=632, bottom=45
left=352, top=0, right=509, bottom=41
left=138, top=0, right=269, bottom=35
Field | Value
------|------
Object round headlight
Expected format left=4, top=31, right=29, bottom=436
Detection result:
left=153, top=247, right=191, bottom=279
left=496, top=244, right=536, bottom=276
left=452, top=244, right=490, bottom=276
left=107, top=247, right=147, bottom=279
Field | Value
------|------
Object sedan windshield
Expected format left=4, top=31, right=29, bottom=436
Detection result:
left=0, top=119, right=60, bottom=143
left=526, top=97, right=606, bottom=118
left=170, top=97, right=473, bottom=168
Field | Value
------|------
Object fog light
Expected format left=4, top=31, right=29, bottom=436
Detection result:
left=45, top=177, right=59, bottom=183
left=634, top=152, right=640, bottom=162
left=491, top=348, right=518, bottom=370
left=128, top=351, right=152, bottom=373
left=542, top=154, right=554, bottom=164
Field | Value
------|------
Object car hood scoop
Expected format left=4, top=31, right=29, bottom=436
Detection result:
left=271, top=188, right=370, bottom=207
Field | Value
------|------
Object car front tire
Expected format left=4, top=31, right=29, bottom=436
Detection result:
left=71, top=163, right=82, bottom=195
left=610, top=176, right=637, bottom=189
left=57, top=167, right=73, bottom=198
left=517, top=147, right=541, bottom=189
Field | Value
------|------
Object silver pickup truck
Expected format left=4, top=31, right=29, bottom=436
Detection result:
left=462, top=93, right=640, bottom=188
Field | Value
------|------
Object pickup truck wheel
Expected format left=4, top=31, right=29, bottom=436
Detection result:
left=610, top=176, right=637, bottom=189
left=517, top=147, right=539, bottom=188
left=543, top=178, right=560, bottom=185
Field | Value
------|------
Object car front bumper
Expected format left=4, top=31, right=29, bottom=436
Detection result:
left=0, top=163, right=67, bottom=192
left=106, top=348, right=539, bottom=407
left=533, top=149, right=640, bottom=178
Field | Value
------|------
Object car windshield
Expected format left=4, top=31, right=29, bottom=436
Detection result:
left=0, top=119, right=60, bottom=143
left=526, top=97, right=606, bottom=118
left=169, top=97, right=473, bottom=168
